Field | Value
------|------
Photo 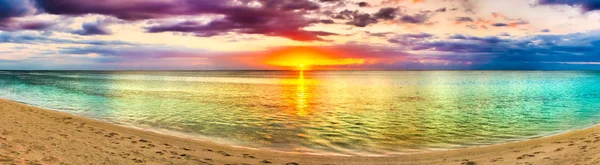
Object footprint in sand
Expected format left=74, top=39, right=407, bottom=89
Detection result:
left=1, top=130, right=13, bottom=136
left=516, top=154, right=535, bottom=159
left=460, top=161, right=476, bottom=165
left=243, top=154, right=256, bottom=159
left=554, top=147, right=564, bottom=152
left=490, top=158, right=503, bottom=162
left=132, top=158, right=144, bottom=163
left=260, top=160, right=272, bottom=164
left=104, top=133, right=118, bottom=138
left=162, top=143, right=171, bottom=147
left=217, top=151, right=231, bottom=156
left=286, top=162, right=300, bottom=165
left=41, top=156, right=58, bottom=162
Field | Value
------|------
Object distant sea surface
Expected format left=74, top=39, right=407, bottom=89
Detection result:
left=1, top=71, right=600, bottom=155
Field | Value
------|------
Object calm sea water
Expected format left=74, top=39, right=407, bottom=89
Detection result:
left=1, top=71, right=600, bottom=154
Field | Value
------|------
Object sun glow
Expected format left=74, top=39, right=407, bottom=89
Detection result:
left=263, top=47, right=365, bottom=70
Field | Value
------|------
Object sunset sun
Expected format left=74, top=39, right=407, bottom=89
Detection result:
left=263, top=47, right=365, bottom=70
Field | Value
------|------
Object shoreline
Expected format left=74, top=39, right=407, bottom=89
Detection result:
left=5, top=97, right=595, bottom=157
left=1, top=99, right=600, bottom=164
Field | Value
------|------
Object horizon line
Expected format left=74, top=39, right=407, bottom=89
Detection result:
left=2, top=69, right=600, bottom=72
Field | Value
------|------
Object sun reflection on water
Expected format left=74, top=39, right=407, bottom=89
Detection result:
left=296, top=71, right=308, bottom=116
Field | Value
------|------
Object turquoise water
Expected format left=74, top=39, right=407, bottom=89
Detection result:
left=1, top=71, right=600, bottom=154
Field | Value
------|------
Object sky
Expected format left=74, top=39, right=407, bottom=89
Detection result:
left=1, top=0, right=600, bottom=70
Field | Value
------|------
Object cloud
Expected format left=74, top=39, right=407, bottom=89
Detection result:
left=0, top=31, right=132, bottom=45
left=385, top=30, right=600, bottom=69
left=0, top=0, right=48, bottom=31
left=35, top=0, right=334, bottom=41
left=491, top=23, right=509, bottom=27
left=0, top=20, right=55, bottom=31
left=398, top=13, right=430, bottom=24
left=147, top=17, right=337, bottom=42
left=0, top=0, right=37, bottom=21
left=334, top=7, right=401, bottom=27
left=336, top=10, right=378, bottom=27
left=537, top=0, right=600, bottom=12
left=74, top=23, right=111, bottom=36
left=387, top=32, right=435, bottom=45
left=320, top=0, right=343, bottom=3
left=72, top=18, right=117, bottom=36
left=374, top=7, right=400, bottom=20
left=358, top=2, right=369, bottom=7
left=455, top=17, right=474, bottom=23
left=4, top=30, right=600, bottom=70
left=34, top=0, right=214, bottom=20
left=59, top=45, right=208, bottom=63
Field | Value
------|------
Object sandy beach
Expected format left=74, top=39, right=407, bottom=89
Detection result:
left=1, top=99, right=599, bottom=165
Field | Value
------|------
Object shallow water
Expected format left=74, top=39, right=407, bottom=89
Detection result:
left=1, top=71, right=600, bottom=154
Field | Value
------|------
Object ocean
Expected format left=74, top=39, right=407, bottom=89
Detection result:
left=1, top=70, right=600, bottom=155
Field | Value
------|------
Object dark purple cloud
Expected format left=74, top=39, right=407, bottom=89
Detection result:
left=320, top=0, right=343, bottom=2
left=73, top=22, right=112, bottom=36
left=455, top=17, right=474, bottom=22
left=72, top=17, right=123, bottom=36
left=146, top=6, right=337, bottom=41
left=537, top=0, right=600, bottom=12
left=335, top=10, right=377, bottom=27
left=399, top=13, right=430, bottom=24
left=333, top=7, right=401, bottom=27
left=374, top=7, right=400, bottom=20
left=0, top=0, right=48, bottom=31
left=491, top=23, right=509, bottom=27
left=358, top=2, right=369, bottom=7
left=34, top=0, right=214, bottom=20
left=0, top=20, right=54, bottom=31
left=34, top=0, right=334, bottom=41
left=0, top=0, right=35, bottom=20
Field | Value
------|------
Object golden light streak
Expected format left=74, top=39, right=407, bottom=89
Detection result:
left=296, top=71, right=308, bottom=116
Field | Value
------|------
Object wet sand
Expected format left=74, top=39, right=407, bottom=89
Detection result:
left=1, top=99, right=600, bottom=165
